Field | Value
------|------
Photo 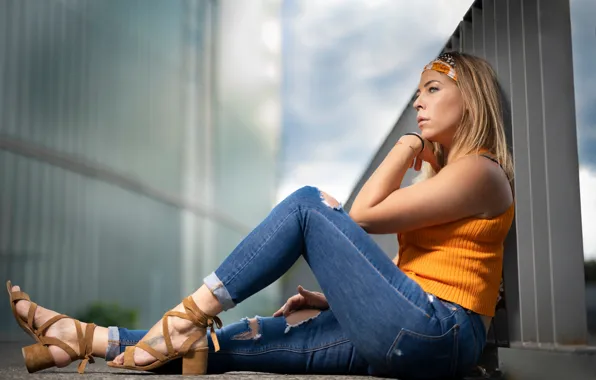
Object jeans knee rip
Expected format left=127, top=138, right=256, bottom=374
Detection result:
left=318, top=189, right=343, bottom=211
left=284, top=310, right=321, bottom=333
left=231, top=317, right=263, bottom=341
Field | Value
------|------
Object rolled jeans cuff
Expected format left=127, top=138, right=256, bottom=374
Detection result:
left=105, top=326, right=121, bottom=361
left=204, top=272, right=235, bottom=311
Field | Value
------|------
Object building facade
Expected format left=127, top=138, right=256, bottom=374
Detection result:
left=0, top=0, right=282, bottom=336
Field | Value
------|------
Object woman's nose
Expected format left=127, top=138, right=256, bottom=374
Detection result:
left=413, top=96, right=424, bottom=111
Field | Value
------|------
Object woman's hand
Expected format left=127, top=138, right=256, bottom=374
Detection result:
left=398, top=133, right=440, bottom=172
left=272, top=286, right=329, bottom=318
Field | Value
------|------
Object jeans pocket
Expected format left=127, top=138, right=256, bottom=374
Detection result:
left=386, top=324, right=459, bottom=380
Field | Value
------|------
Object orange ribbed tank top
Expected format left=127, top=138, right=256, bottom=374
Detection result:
left=394, top=203, right=514, bottom=316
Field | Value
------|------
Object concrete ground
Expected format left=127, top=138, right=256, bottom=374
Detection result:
left=0, top=341, right=503, bottom=380
left=0, top=341, right=375, bottom=380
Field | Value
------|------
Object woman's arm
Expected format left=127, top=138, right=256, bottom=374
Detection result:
left=350, top=151, right=511, bottom=234
left=349, top=135, right=421, bottom=218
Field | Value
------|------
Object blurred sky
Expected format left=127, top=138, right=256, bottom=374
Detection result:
left=571, top=0, right=596, bottom=261
left=276, top=0, right=596, bottom=260
left=278, top=0, right=473, bottom=203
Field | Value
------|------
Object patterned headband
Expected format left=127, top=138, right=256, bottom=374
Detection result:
left=423, top=52, right=457, bottom=81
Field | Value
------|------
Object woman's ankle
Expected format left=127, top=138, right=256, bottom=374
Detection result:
left=192, top=285, right=224, bottom=317
left=91, top=326, right=110, bottom=359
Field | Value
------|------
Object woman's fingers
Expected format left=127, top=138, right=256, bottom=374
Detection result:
left=298, top=286, right=320, bottom=303
left=273, top=300, right=291, bottom=317
left=273, top=294, right=302, bottom=317
left=298, top=286, right=329, bottom=309
left=415, top=157, right=423, bottom=171
left=273, top=286, right=329, bottom=317
left=297, top=285, right=311, bottom=297
left=273, top=305, right=286, bottom=317
left=429, top=156, right=441, bottom=172
left=285, top=295, right=306, bottom=316
left=283, top=300, right=298, bottom=317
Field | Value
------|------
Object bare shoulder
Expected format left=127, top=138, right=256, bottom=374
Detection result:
left=438, top=154, right=513, bottom=218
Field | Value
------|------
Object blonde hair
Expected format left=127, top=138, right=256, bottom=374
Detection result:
left=416, top=52, right=514, bottom=184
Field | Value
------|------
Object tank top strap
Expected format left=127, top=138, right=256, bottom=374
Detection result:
left=477, top=150, right=507, bottom=178
left=479, top=153, right=502, bottom=167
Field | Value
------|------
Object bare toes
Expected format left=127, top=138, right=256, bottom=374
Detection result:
left=113, top=353, right=125, bottom=365
left=134, top=347, right=157, bottom=366
left=11, top=286, right=30, bottom=317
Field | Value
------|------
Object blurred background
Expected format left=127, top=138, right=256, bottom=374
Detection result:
left=0, top=0, right=594, bottom=348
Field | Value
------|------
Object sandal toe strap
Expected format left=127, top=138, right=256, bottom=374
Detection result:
left=122, top=337, right=178, bottom=368
left=123, top=344, right=167, bottom=368
left=123, top=346, right=137, bottom=367
left=9, top=290, right=31, bottom=303
left=136, top=341, right=168, bottom=362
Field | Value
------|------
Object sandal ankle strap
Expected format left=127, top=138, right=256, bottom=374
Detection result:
left=76, top=322, right=97, bottom=374
left=160, top=297, right=224, bottom=355
left=182, top=297, right=223, bottom=351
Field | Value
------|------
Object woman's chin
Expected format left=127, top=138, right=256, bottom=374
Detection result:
left=420, top=129, right=433, bottom=140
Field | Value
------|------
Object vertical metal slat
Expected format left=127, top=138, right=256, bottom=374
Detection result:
left=522, top=0, right=554, bottom=344
left=473, top=5, right=485, bottom=57
left=538, top=0, right=588, bottom=346
left=508, top=0, right=538, bottom=344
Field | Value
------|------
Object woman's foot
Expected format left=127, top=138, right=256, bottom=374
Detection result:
left=10, top=284, right=104, bottom=368
left=111, top=300, right=210, bottom=366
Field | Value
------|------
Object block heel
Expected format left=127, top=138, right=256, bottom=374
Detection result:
left=22, top=343, right=55, bottom=373
left=182, top=348, right=209, bottom=375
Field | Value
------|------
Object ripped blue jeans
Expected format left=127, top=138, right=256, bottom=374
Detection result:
left=106, top=186, right=486, bottom=379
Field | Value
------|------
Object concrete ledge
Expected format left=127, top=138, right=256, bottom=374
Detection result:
left=499, top=347, right=596, bottom=380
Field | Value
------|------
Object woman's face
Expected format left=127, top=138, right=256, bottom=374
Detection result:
left=413, top=69, right=464, bottom=146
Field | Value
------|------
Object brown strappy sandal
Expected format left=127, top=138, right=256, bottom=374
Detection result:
left=107, top=296, right=222, bottom=375
left=6, top=280, right=97, bottom=374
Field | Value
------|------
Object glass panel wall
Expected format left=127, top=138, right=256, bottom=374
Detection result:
left=0, top=0, right=282, bottom=336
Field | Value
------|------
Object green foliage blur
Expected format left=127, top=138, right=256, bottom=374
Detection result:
left=75, top=302, right=139, bottom=329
